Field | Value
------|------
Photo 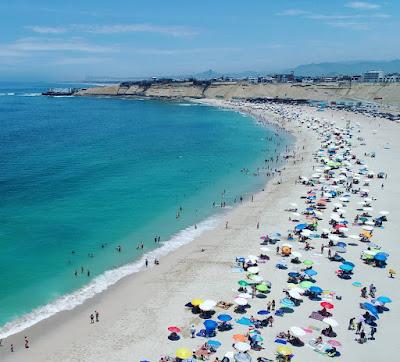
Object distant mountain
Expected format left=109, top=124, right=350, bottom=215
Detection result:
left=291, top=59, right=400, bottom=76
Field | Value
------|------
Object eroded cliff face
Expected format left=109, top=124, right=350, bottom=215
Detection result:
left=76, top=81, right=400, bottom=108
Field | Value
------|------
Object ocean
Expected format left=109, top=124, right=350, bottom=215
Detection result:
left=0, top=82, right=293, bottom=337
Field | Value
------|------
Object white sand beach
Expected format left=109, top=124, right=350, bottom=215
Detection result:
left=1, top=101, right=399, bottom=362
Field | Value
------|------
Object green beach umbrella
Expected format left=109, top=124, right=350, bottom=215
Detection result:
left=303, top=260, right=314, bottom=266
left=299, top=281, right=314, bottom=289
left=256, top=284, right=268, bottom=292
left=238, top=280, right=249, bottom=286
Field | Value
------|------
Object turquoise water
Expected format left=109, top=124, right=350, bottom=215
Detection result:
left=0, top=83, right=292, bottom=335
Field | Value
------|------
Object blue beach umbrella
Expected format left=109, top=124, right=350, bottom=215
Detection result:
left=281, top=298, right=295, bottom=307
left=352, top=281, right=362, bottom=287
left=304, top=269, right=318, bottom=276
left=217, top=314, right=232, bottom=322
left=362, top=303, right=379, bottom=317
left=288, top=272, right=300, bottom=278
left=339, top=264, right=353, bottom=272
left=374, top=253, right=387, bottom=261
left=295, top=223, right=308, bottom=230
left=309, top=286, right=323, bottom=294
left=257, top=310, right=270, bottom=315
left=337, top=242, right=347, bottom=248
left=275, top=338, right=287, bottom=345
left=377, top=296, right=392, bottom=304
left=251, top=334, right=263, bottom=342
left=207, top=340, right=221, bottom=348
left=343, top=261, right=355, bottom=267
left=204, top=320, right=218, bottom=329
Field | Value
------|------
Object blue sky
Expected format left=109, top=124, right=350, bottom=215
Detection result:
left=0, top=0, right=398, bottom=80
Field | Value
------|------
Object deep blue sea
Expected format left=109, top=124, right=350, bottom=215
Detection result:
left=0, top=82, right=292, bottom=336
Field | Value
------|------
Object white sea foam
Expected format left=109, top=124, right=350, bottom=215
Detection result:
left=0, top=213, right=224, bottom=339
left=0, top=92, right=15, bottom=96
left=17, top=93, right=41, bottom=97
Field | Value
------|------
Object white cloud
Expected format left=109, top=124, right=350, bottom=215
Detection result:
left=26, top=26, right=68, bottom=34
left=27, top=23, right=198, bottom=37
left=276, top=9, right=309, bottom=16
left=9, top=38, right=117, bottom=53
left=327, top=21, right=369, bottom=30
left=346, top=2, right=380, bottom=10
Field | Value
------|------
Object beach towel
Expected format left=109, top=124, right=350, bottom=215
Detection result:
left=309, top=311, right=325, bottom=321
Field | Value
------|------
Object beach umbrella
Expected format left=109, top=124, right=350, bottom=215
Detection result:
left=247, top=266, right=259, bottom=274
left=191, top=299, right=204, bottom=307
left=175, top=348, right=192, bottom=359
left=199, top=303, right=213, bottom=312
left=334, top=246, right=346, bottom=254
left=276, top=345, right=293, bottom=356
left=275, top=338, right=287, bottom=345
left=207, top=340, right=221, bottom=348
left=343, top=261, right=355, bottom=267
left=236, top=317, right=254, bottom=326
left=362, top=303, right=379, bottom=317
left=336, top=242, right=347, bottom=248
left=168, top=326, right=181, bottom=333
left=309, top=286, right=323, bottom=294
left=320, top=302, right=334, bottom=310
left=299, top=281, right=314, bottom=289
left=238, top=280, right=249, bottom=286
left=295, top=223, right=308, bottom=230
left=374, top=253, right=388, bottom=261
left=288, top=272, right=300, bottom=278
left=257, top=310, right=269, bottom=315
left=323, top=318, right=339, bottom=327
left=218, top=314, right=232, bottom=322
left=233, top=334, right=247, bottom=342
left=339, top=264, right=353, bottom=272
left=377, top=296, right=392, bottom=304
left=290, top=326, right=306, bottom=337
left=328, top=340, right=342, bottom=347
left=304, top=269, right=317, bottom=276
left=234, top=342, right=251, bottom=352
left=352, top=281, right=362, bottom=287
left=256, top=284, right=268, bottom=292
left=233, top=297, right=247, bottom=305
left=250, top=333, right=263, bottom=342
left=288, top=290, right=303, bottom=300
left=281, top=298, right=295, bottom=308
left=204, top=320, right=218, bottom=329
left=303, top=260, right=314, bottom=266
left=301, top=229, right=312, bottom=237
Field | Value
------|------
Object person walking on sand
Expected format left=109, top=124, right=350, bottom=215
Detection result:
left=190, top=324, right=196, bottom=338
left=24, top=336, right=29, bottom=349
left=10, top=344, right=14, bottom=353
left=95, top=310, right=99, bottom=322
left=90, top=313, right=94, bottom=324
left=271, top=299, right=275, bottom=311
left=348, top=317, right=356, bottom=330
left=145, top=258, right=149, bottom=267
left=225, top=221, right=228, bottom=229
left=328, top=248, right=332, bottom=258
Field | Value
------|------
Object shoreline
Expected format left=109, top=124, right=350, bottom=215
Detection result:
left=1, top=100, right=398, bottom=362
left=0, top=100, right=297, bottom=340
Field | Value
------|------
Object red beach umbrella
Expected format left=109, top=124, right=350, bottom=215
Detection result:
left=168, top=326, right=181, bottom=333
left=320, top=302, right=334, bottom=310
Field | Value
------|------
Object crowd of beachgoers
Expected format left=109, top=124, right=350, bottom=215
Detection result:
left=150, top=101, right=395, bottom=362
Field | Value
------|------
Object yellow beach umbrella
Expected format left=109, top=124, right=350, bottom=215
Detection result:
left=176, top=348, right=192, bottom=359
left=277, top=345, right=293, bottom=356
left=191, top=299, right=204, bottom=307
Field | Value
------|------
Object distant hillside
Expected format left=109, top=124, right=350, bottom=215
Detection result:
left=292, top=60, right=400, bottom=76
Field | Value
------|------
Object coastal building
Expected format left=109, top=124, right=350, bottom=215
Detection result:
left=363, top=70, right=384, bottom=83
left=258, top=76, right=274, bottom=83
left=273, top=72, right=295, bottom=83
left=383, top=73, right=400, bottom=83
left=351, top=75, right=363, bottom=83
